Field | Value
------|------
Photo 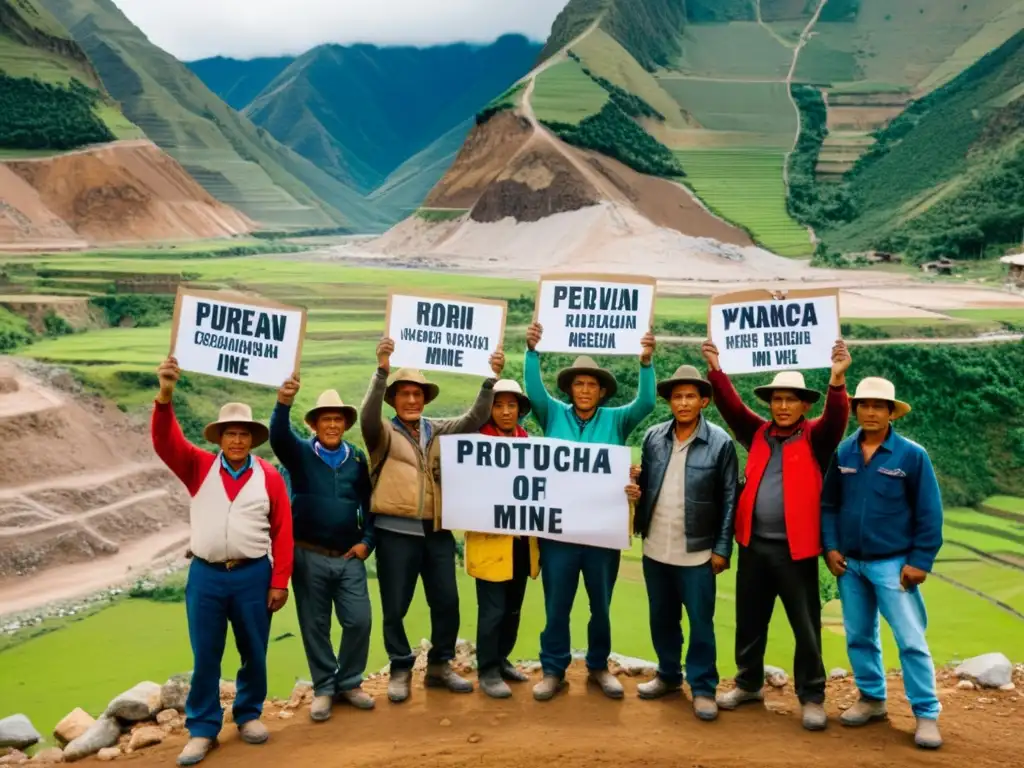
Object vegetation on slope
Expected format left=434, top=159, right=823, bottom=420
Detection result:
left=0, top=73, right=113, bottom=148
left=686, top=0, right=756, bottom=22
left=476, top=82, right=526, bottom=124
left=601, top=0, right=687, bottom=71
left=186, top=55, right=294, bottom=111
left=536, top=0, right=607, bottom=63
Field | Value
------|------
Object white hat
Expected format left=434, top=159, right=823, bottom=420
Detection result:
left=203, top=402, right=269, bottom=447
left=753, top=371, right=821, bottom=404
left=493, top=379, right=531, bottom=417
left=852, top=377, right=911, bottom=420
left=304, top=389, right=358, bottom=428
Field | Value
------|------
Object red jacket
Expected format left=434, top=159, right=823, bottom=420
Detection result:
left=151, top=401, right=294, bottom=589
left=707, top=369, right=849, bottom=560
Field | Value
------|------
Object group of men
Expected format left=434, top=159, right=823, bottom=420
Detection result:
left=151, top=320, right=945, bottom=766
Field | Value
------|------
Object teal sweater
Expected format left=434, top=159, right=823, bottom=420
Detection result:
left=524, top=349, right=656, bottom=445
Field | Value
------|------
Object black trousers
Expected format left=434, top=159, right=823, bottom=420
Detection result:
left=734, top=536, right=826, bottom=704
left=475, top=537, right=530, bottom=675
left=375, top=525, right=459, bottom=671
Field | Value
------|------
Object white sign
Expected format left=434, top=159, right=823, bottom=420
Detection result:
left=171, top=288, right=306, bottom=388
left=709, top=288, right=840, bottom=375
left=386, top=291, right=507, bottom=378
left=439, top=434, right=632, bottom=550
left=534, top=273, right=656, bottom=356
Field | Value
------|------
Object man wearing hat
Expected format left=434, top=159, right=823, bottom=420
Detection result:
left=629, top=364, right=738, bottom=721
left=701, top=338, right=851, bottom=731
left=360, top=336, right=505, bottom=703
left=821, top=377, right=944, bottom=749
left=465, top=379, right=541, bottom=699
left=270, top=375, right=375, bottom=722
left=151, top=356, right=293, bottom=767
left=523, top=322, right=657, bottom=702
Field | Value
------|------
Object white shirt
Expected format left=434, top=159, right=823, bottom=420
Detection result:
left=643, top=431, right=713, bottom=567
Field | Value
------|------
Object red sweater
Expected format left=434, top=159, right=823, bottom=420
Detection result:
left=151, top=401, right=294, bottom=589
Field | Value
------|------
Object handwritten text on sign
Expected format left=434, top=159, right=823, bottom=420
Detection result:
left=172, top=291, right=305, bottom=387
left=387, top=293, right=506, bottom=377
left=709, top=290, right=840, bottom=374
left=534, top=275, right=656, bottom=355
left=439, top=434, right=632, bottom=550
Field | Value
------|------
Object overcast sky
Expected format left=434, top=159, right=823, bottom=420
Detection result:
left=112, top=0, right=567, bottom=61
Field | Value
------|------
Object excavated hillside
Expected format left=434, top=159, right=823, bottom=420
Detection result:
left=0, top=140, right=254, bottom=249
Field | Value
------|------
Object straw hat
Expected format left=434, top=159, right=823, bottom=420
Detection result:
left=657, top=364, right=711, bottom=400
left=753, top=371, right=821, bottom=404
left=304, top=389, right=358, bottom=429
left=203, top=402, right=269, bottom=447
left=492, top=378, right=532, bottom=418
left=385, top=367, right=440, bottom=407
left=852, top=377, right=911, bottom=420
left=556, top=356, right=618, bottom=400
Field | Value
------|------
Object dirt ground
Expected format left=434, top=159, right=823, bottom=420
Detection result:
left=121, top=664, right=1023, bottom=768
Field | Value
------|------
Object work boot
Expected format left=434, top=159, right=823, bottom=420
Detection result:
left=176, top=738, right=217, bottom=766
left=693, top=696, right=719, bottom=721
left=588, top=669, right=624, bottom=699
left=500, top=660, right=529, bottom=683
left=479, top=669, right=513, bottom=699
left=388, top=667, right=412, bottom=703
left=840, top=698, right=887, bottom=727
left=338, top=687, right=375, bottom=710
left=636, top=676, right=682, bottom=700
left=425, top=662, right=474, bottom=693
left=309, top=694, right=333, bottom=722
left=715, top=686, right=764, bottom=710
left=533, top=674, right=567, bottom=701
left=238, top=720, right=269, bottom=745
left=802, top=701, right=827, bottom=731
left=915, top=718, right=943, bottom=749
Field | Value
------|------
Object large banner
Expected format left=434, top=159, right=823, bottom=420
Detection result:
left=439, top=434, right=632, bottom=550
left=708, top=288, right=840, bottom=375
left=533, top=273, right=656, bottom=356
left=385, top=290, right=507, bottom=378
left=170, top=288, right=306, bottom=388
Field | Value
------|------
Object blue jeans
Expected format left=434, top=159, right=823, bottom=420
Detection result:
left=642, top=556, right=718, bottom=697
left=184, top=557, right=273, bottom=739
left=538, top=539, right=620, bottom=677
left=838, top=556, right=940, bottom=719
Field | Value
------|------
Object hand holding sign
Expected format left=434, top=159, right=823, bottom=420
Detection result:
left=377, top=337, right=395, bottom=374
left=526, top=322, right=543, bottom=352
left=640, top=331, right=656, bottom=365
left=701, top=340, right=721, bottom=373
left=489, top=347, right=506, bottom=377
left=830, top=339, right=852, bottom=385
left=278, top=374, right=300, bottom=406
left=624, top=483, right=641, bottom=503
left=156, top=356, right=181, bottom=404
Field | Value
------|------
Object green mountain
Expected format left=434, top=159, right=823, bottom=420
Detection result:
left=38, top=0, right=388, bottom=232
left=186, top=55, right=293, bottom=111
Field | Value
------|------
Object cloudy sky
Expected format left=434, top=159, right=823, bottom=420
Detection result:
left=112, top=0, right=568, bottom=61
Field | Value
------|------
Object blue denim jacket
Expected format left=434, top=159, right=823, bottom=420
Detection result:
left=821, top=426, right=943, bottom=572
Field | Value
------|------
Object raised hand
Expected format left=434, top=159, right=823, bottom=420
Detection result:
left=640, top=330, right=656, bottom=365
left=701, top=339, right=721, bottom=372
left=490, top=347, right=506, bottom=377
left=156, top=356, right=180, bottom=403
left=376, top=337, right=395, bottom=374
left=830, top=339, right=851, bottom=384
left=278, top=374, right=300, bottom=406
left=526, top=322, right=543, bottom=352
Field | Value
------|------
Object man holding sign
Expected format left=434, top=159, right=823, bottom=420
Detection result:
left=524, top=321, right=657, bottom=701
left=702, top=338, right=851, bottom=731
left=360, top=337, right=504, bottom=704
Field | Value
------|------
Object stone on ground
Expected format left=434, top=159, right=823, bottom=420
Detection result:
left=31, top=747, right=65, bottom=763
left=104, top=681, right=162, bottom=722
left=765, top=666, right=789, bottom=688
left=53, top=709, right=95, bottom=747
left=0, top=716, right=40, bottom=751
left=155, top=710, right=177, bottom=726
left=954, top=653, right=1013, bottom=689
left=829, top=668, right=848, bottom=680
left=0, top=749, right=26, bottom=764
left=95, top=748, right=120, bottom=762
left=160, top=678, right=190, bottom=712
left=62, top=716, right=121, bottom=762
left=128, top=726, right=164, bottom=751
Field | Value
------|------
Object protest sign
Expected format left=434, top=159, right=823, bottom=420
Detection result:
left=533, top=273, right=656, bottom=355
left=708, top=288, right=840, bottom=375
left=170, top=288, right=306, bottom=388
left=439, top=434, right=632, bottom=550
left=385, top=290, right=507, bottom=378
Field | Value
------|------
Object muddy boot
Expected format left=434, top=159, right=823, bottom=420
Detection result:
left=693, top=696, right=719, bottom=721
left=915, top=718, right=943, bottom=749
left=338, top=687, right=375, bottom=710
left=425, top=662, right=474, bottom=693
left=715, top=687, right=764, bottom=710
left=802, top=702, right=827, bottom=731
left=636, top=676, right=682, bottom=700
left=500, top=660, right=529, bottom=683
left=533, top=674, right=567, bottom=701
left=840, top=698, right=887, bottom=727
left=479, top=669, right=512, bottom=699
left=588, top=669, right=624, bottom=699
left=176, top=738, right=217, bottom=766
left=388, top=668, right=412, bottom=703
left=238, top=720, right=269, bottom=745
left=310, top=694, right=333, bottom=722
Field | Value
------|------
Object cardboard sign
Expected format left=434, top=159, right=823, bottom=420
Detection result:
left=170, top=288, right=306, bottom=388
left=708, top=288, right=840, bottom=374
left=385, top=290, right=507, bottom=378
left=533, top=273, right=656, bottom=355
left=439, top=434, right=632, bottom=550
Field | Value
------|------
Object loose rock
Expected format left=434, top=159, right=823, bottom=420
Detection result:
left=31, top=747, right=64, bottom=763
left=160, top=678, right=189, bottom=712
left=128, top=726, right=164, bottom=751
left=95, top=748, right=120, bottom=762
left=219, top=680, right=237, bottom=701
left=0, top=750, right=26, bottom=765
left=105, top=681, right=162, bottom=722
left=999, top=683, right=1016, bottom=692
left=439, top=718, right=452, bottom=727
left=957, top=680, right=977, bottom=691
left=0, top=716, right=40, bottom=752
left=53, top=709, right=94, bottom=747
left=467, top=734, right=481, bottom=744
left=764, top=666, right=789, bottom=688
left=829, top=668, right=848, bottom=680
left=278, top=711, right=294, bottom=720
left=954, top=653, right=1013, bottom=689
left=155, top=710, right=177, bottom=726
left=63, top=716, right=121, bottom=762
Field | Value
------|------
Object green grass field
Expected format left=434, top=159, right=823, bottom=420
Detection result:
left=532, top=59, right=610, bottom=125
left=985, top=496, right=1024, bottom=515
left=675, top=22, right=794, bottom=79
left=674, top=148, right=812, bottom=256
left=656, top=80, right=797, bottom=143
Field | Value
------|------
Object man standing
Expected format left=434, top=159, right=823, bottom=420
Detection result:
left=702, top=339, right=851, bottom=731
left=822, top=377, right=944, bottom=750
left=524, top=322, right=656, bottom=701
left=360, top=337, right=504, bottom=703
left=270, top=377, right=375, bottom=722
left=464, top=379, right=540, bottom=699
left=629, top=364, right=738, bottom=721
left=151, top=356, right=293, bottom=767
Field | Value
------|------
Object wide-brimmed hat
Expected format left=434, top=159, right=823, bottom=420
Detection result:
left=753, top=371, right=821, bottom=404
left=851, top=376, right=911, bottom=420
left=492, top=379, right=531, bottom=418
left=304, top=389, right=358, bottom=429
left=657, top=364, right=711, bottom=400
left=203, top=402, right=269, bottom=447
left=385, top=367, right=440, bottom=407
left=556, top=356, right=618, bottom=400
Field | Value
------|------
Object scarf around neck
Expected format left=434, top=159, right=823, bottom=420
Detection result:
left=480, top=422, right=528, bottom=438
